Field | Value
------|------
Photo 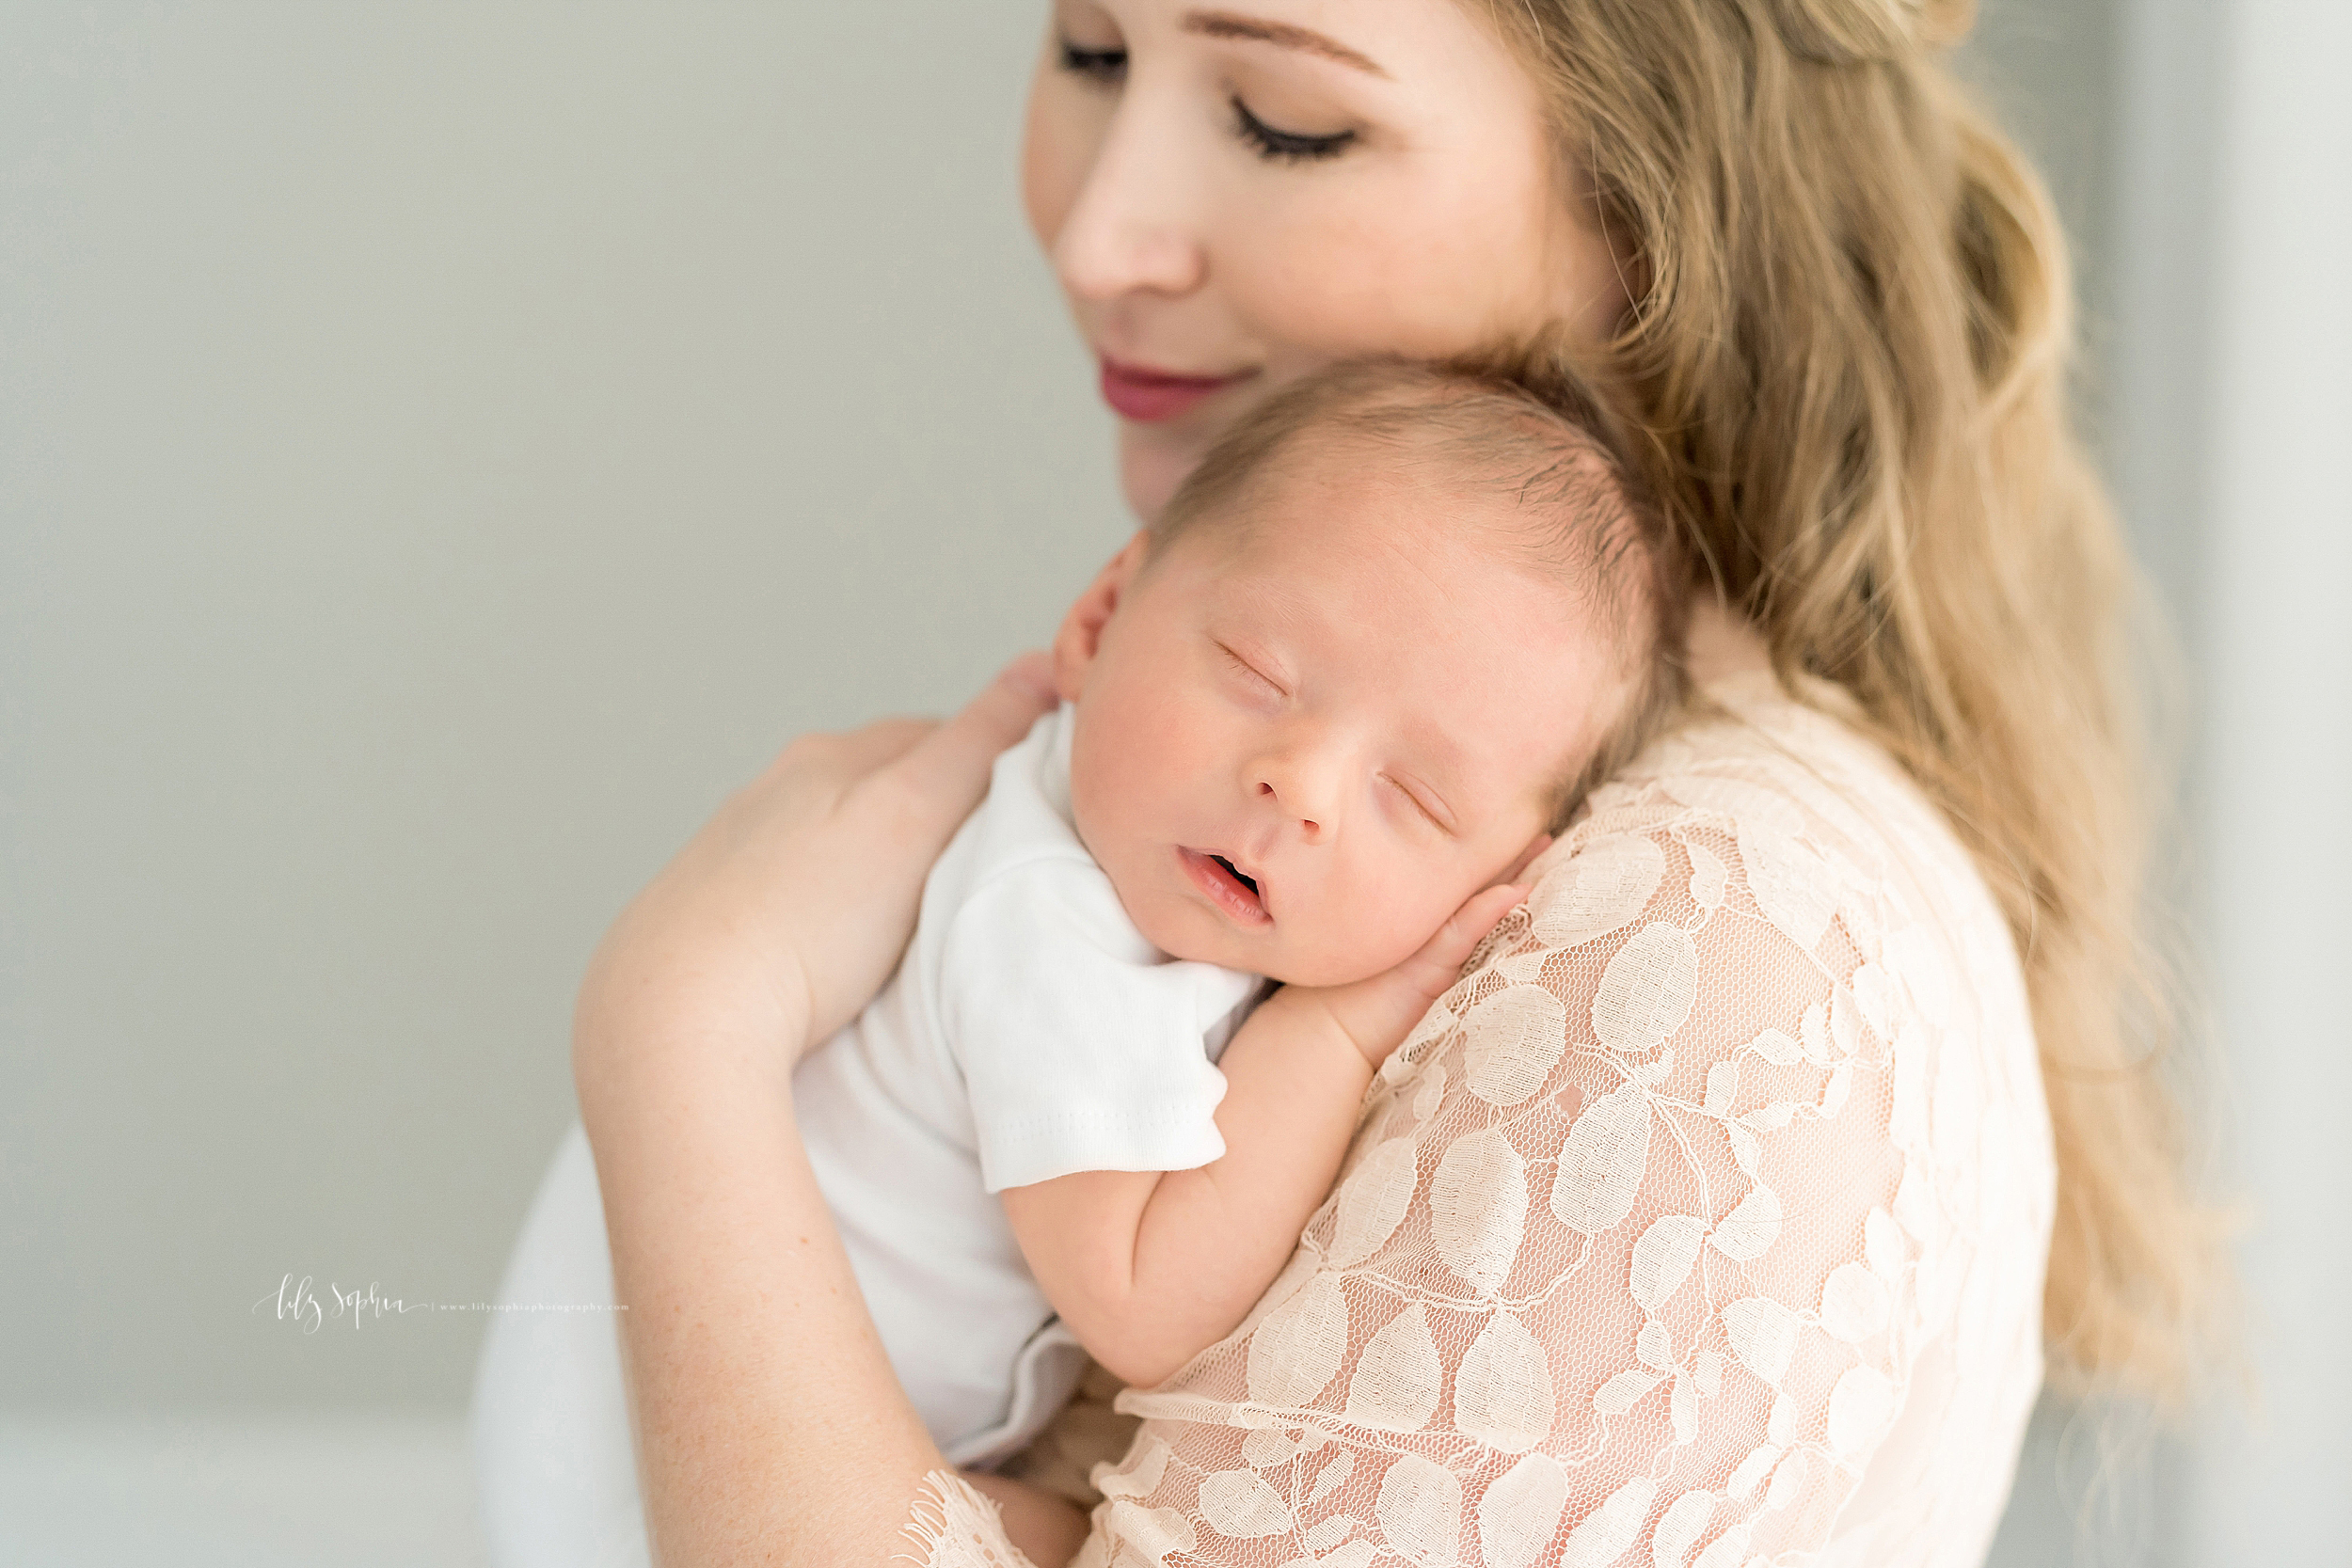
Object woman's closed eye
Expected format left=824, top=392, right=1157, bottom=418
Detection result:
left=1057, top=37, right=1126, bottom=86
left=1231, top=96, right=1355, bottom=163
left=1050, top=30, right=1350, bottom=161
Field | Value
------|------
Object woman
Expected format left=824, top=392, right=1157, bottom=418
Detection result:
left=472, top=1, right=2212, bottom=1562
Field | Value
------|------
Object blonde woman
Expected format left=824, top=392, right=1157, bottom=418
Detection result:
left=471, top=1, right=2214, bottom=1563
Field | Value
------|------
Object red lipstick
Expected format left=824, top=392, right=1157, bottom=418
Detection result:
left=1099, top=356, right=1252, bottom=422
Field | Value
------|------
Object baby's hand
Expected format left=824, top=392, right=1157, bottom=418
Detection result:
left=1299, top=862, right=1541, bottom=1071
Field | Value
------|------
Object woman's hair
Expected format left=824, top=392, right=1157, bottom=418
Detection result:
left=1152, top=358, right=1691, bottom=835
left=1468, top=0, right=2221, bottom=1399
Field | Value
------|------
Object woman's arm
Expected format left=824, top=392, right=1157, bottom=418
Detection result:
left=572, top=658, right=1057, bottom=1567
left=998, top=879, right=1530, bottom=1388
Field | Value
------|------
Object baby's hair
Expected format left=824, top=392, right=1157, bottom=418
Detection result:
left=1151, top=358, right=1689, bottom=833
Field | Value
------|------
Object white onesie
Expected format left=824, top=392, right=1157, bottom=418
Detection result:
left=469, top=702, right=1263, bottom=1565
left=793, top=700, right=1263, bottom=1465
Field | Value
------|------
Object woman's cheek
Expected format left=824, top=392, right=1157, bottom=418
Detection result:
left=1274, top=173, right=1554, bottom=362
left=1229, top=209, right=1381, bottom=360
left=1019, top=77, right=1090, bottom=259
left=1244, top=226, right=1451, bottom=366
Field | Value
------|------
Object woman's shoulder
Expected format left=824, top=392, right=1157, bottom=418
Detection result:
left=1051, top=620, right=2062, bottom=1568
left=1570, top=595, right=2026, bottom=1011
left=1512, top=652, right=2052, bottom=1196
left=1607, top=662, right=1997, bottom=939
left=1408, top=646, right=2045, bottom=1096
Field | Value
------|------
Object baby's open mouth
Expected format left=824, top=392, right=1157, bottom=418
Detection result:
left=1180, top=847, right=1272, bottom=926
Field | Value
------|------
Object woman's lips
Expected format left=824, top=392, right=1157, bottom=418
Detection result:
left=1099, top=356, right=1254, bottom=423
left=1179, top=847, right=1271, bottom=927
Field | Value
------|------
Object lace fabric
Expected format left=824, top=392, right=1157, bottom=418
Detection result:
left=913, top=667, right=2056, bottom=1568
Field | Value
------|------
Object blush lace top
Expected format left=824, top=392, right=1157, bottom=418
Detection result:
left=906, top=642, right=2056, bottom=1568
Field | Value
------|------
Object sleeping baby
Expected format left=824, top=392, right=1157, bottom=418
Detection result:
left=792, top=357, right=1687, bottom=1466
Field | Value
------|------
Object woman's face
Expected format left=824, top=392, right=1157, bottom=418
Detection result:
left=1022, top=0, right=1629, bottom=520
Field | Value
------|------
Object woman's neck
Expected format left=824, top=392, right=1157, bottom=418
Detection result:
left=1683, top=592, right=1772, bottom=686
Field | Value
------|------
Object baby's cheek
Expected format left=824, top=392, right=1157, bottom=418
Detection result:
left=1302, top=871, right=1453, bottom=985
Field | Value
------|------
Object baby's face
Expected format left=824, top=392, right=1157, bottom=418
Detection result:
left=1058, top=455, right=1631, bottom=988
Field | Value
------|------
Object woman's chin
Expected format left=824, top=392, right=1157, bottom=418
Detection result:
left=1117, top=425, right=1206, bottom=525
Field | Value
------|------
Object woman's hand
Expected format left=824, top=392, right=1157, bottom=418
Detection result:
left=574, top=654, right=1057, bottom=1102
left=571, top=653, right=1057, bottom=1568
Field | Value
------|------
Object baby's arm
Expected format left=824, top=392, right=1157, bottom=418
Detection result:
left=997, top=880, right=1527, bottom=1389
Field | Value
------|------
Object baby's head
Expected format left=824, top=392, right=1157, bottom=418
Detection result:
left=1052, top=359, right=1685, bottom=989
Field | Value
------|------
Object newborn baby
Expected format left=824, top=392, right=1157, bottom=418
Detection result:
left=796, top=358, right=1685, bottom=1466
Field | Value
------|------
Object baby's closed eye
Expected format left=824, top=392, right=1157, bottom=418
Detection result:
left=1379, top=771, right=1453, bottom=835
left=1215, top=641, right=1286, bottom=702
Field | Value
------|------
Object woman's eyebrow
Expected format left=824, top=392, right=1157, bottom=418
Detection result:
left=1181, top=9, right=1392, bottom=78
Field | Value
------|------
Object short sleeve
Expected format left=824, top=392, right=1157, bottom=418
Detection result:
left=941, top=861, right=1261, bottom=1194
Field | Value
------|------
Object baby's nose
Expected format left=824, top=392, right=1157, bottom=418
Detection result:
left=1254, top=764, right=1338, bottom=845
left=1257, top=779, right=1322, bottom=841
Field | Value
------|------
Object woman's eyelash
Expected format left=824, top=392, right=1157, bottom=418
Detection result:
left=1052, top=42, right=1349, bottom=163
left=1057, top=39, right=1126, bottom=84
left=1231, top=98, right=1356, bottom=164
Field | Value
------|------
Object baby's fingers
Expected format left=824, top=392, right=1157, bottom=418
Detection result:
left=1398, top=882, right=1527, bottom=996
left=1438, top=882, right=1527, bottom=961
left=1494, top=832, right=1553, bottom=891
left=875, top=653, right=1057, bottom=832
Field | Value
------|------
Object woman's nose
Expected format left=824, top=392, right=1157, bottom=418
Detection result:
left=1051, top=92, right=1208, bottom=303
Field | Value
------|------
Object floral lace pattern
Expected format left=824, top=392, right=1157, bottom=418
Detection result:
left=917, top=669, right=2055, bottom=1568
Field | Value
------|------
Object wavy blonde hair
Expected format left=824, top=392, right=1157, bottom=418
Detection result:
left=1471, top=0, right=2221, bottom=1400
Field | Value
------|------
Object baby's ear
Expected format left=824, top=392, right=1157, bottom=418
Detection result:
left=1051, top=530, right=1152, bottom=702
